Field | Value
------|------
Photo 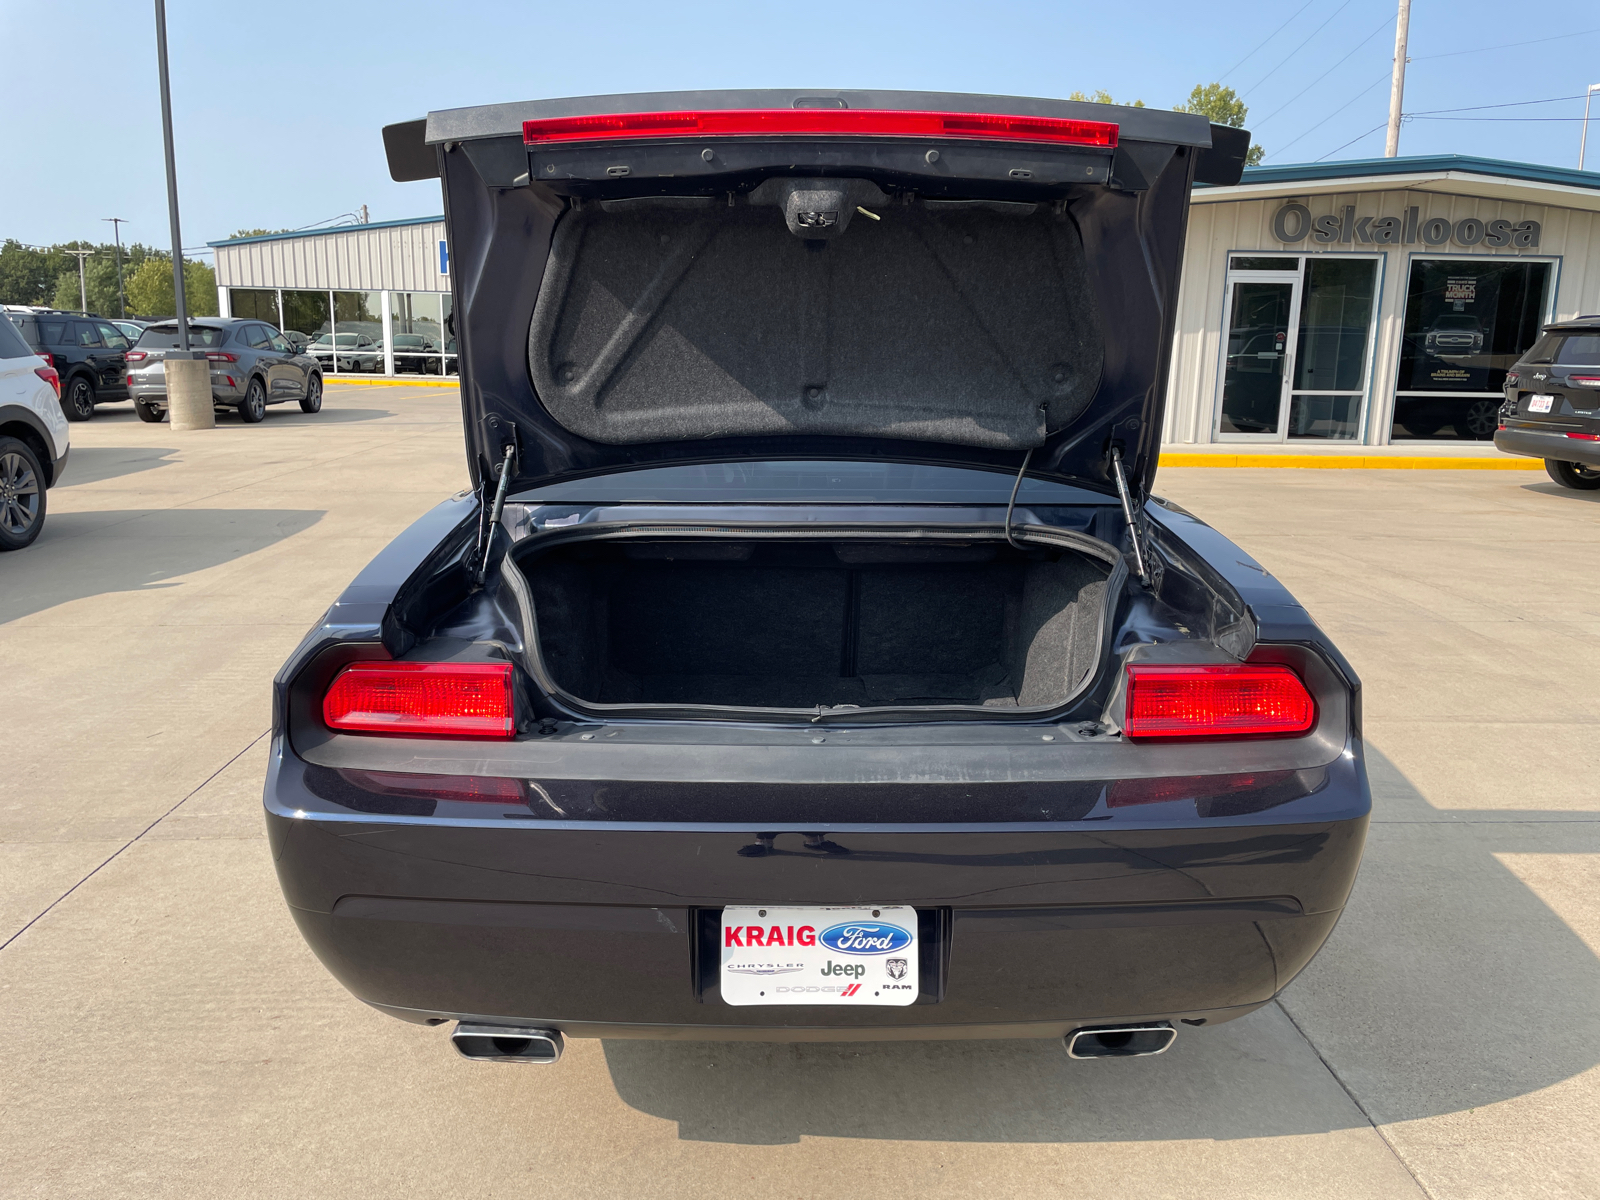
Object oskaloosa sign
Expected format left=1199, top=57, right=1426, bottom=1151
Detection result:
left=1272, top=203, right=1541, bottom=249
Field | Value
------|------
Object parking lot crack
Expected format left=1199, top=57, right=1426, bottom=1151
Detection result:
left=1275, top=998, right=1438, bottom=1199
left=0, top=730, right=269, bottom=956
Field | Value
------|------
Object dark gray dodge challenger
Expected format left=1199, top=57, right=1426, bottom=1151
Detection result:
left=266, top=91, right=1368, bottom=1064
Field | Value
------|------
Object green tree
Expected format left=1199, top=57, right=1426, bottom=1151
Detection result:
left=1175, top=83, right=1265, bottom=165
left=1069, top=89, right=1146, bottom=108
left=125, top=255, right=218, bottom=318
left=0, top=240, right=65, bottom=306
left=229, top=228, right=291, bottom=239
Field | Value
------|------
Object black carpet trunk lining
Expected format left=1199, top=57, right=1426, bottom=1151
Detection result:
left=523, top=539, right=1109, bottom=711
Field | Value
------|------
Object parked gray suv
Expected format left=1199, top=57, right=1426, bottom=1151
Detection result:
left=125, top=318, right=323, bottom=423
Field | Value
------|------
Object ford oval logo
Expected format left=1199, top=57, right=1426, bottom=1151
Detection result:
left=817, top=922, right=912, bottom=955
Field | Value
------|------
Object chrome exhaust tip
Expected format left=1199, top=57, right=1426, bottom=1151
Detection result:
left=451, top=1024, right=564, bottom=1064
left=1065, top=1023, right=1176, bottom=1059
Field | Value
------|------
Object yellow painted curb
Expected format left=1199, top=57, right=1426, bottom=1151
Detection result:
left=324, top=376, right=460, bottom=389
left=1159, top=453, right=1541, bottom=470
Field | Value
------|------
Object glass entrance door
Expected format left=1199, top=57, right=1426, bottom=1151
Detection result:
left=1215, top=256, right=1380, bottom=442
left=1217, top=272, right=1300, bottom=438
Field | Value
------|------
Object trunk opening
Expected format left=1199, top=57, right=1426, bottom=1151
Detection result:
left=508, top=531, right=1117, bottom=716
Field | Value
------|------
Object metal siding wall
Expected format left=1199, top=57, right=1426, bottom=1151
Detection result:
left=1169, top=188, right=1599, bottom=444
left=212, top=222, right=445, bottom=292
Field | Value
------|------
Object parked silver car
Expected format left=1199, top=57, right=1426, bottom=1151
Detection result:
left=125, top=318, right=323, bottom=423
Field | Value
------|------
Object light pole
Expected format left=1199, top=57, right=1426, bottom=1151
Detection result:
left=64, top=248, right=94, bottom=314
left=1385, top=0, right=1412, bottom=158
left=1581, top=84, right=1600, bottom=171
left=154, top=0, right=189, bottom=350
left=103, top=218, right=128, bottom=316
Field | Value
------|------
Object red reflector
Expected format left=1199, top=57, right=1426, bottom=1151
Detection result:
left=1564, top=431, right=1600, bottom=441
left=1124, top=663, right=1314, bottom=740
left=34, top=365, right=60, bottom=397
left=323, top=662, right=515, bottom=739
left=522, top=108, right=1118, bottom=149
left=339, top=769, right=527, bottom=804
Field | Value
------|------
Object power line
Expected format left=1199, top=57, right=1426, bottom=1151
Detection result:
left=1407, top=92, right=1594, bottom=115
left=1254, top=15, right=1394, bottom=129
left=1270, top=71, right=1391, bottom=158
left=1243, top=0, right=1359, bottom=96
left=1218, top=0, right=1318, bottom=83
left=1315, top=121, right=1388, bottom=160
left=1408, top=115, right=1599, bottom=123
left=1411, top=28, right=1600, bottom=60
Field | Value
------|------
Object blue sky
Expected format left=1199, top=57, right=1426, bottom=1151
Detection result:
left=2, top=0, right=1598, bottom=253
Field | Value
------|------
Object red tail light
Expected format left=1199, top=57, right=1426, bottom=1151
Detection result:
left=323, top=662, right=515, bottom=739
left=34, top=365, right=60, bottom=397
left=523, top=108, right=1119, bottom=149
left=1570, top=375, right=1600, bottom=389
left=206, top=351, right=237, bottom=363
left=125, top=350, right=147, bottom=362
left=1564, top=432, right=1600, bottom=441
left=1124, top=663, right=1315, bottom=740
left=35, top=350, right=54, bottom=368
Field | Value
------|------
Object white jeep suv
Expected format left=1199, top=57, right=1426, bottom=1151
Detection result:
left=0, top=313, right=69, bottom=550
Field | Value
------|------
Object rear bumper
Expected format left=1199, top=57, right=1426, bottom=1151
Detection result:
left=265, top=738, right=1369, bottom=1040
left=1496, top=425, right=1600, bottom=469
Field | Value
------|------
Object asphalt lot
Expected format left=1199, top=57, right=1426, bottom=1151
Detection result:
left=3, top=385, right=1597, bottom=1199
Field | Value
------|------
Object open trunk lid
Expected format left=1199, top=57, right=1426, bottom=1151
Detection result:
left=386, top=90, right=1248, bottom=500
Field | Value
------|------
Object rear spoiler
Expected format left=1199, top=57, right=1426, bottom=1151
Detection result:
left=384, top=113, right=1251, bottom=189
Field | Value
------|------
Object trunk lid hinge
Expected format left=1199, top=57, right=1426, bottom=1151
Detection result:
left=1110, top=446, right=1153, bottom=589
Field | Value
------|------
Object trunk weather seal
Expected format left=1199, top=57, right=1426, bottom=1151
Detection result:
left=500, top=521, right=1128, bottom=726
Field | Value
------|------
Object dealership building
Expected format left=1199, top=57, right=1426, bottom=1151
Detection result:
left=211, top=154, right=1600, bottom=445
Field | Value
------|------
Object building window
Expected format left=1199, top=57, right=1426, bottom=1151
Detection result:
left=391, top=291, right=446, bottom=375
left=1215, top=255, right=1380, bottom=442
left=1391, top=259, right=1552, bottom=441
left=229, top=288, right=279, bottom=324
left=330, top=291, right=383, bottom=374
left=283, top=290, right=332, bottom=363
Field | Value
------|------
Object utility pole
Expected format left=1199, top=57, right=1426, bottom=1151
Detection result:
left=1385, top=0, right=1412, bottom=158
left=153, top=0, right=189, bottom=349
left=64, top=248, right=94, bottom=314
left=103, top=218, right=129, bottom=316
left=1582, top=84, right=1600, bottom=171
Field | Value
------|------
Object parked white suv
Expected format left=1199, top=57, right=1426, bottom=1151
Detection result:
left=0, top=312, right=69, bottom=550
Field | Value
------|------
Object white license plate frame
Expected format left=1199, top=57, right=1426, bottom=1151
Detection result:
left=719, top=905, right=919, bottom=1006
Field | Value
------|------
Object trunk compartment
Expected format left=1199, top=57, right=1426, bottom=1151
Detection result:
left=508, top=530, right=1118, bottom=715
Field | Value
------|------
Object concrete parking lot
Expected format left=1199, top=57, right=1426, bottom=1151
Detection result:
left=3, top=385, right=1597, bottom=1199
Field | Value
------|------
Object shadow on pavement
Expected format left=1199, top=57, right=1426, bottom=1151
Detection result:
left=1517, top=481, right=1600, bottom=504
left=57, top=445, right=179, bottom=487
left=0, top=507, right=324, bottom=625
left=603, top=742, right=1600, bottom=1144
left=271, top=407, right=398, bottom=425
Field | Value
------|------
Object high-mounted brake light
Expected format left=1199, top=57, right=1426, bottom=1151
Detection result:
left=34, top=365, right=60, bottom=397
left=1124, top=663, right=1315, bottom=740
left=522, top=109, right=1119, bottom=149
left=323, top=662, right=515, bottom=739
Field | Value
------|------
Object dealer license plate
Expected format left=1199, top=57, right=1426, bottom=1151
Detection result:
left=1529, top=395, right=1555, bottom=413
left=720, top=906, right=919, bottom=1006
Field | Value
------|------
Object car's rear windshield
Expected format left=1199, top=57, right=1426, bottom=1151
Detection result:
left=135, top=325, right=229, bottom=348
left=0, top=315, right=37, bottom=359
left=509, top=460, right=1114, bottom=505
left=1554, top=334, right=1600, bottom=367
